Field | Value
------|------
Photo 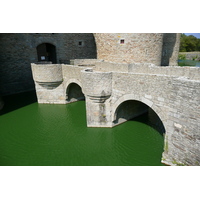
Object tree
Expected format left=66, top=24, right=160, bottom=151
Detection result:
left=179, top=34, right=200, bottom=52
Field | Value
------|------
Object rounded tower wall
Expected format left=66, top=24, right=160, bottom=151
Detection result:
left=94, top=33, right=164, bottom=65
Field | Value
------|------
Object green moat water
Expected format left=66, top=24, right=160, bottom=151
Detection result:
left=178, top=59, right=200, bottom=67
left=0, top=91, right=165, bottom=166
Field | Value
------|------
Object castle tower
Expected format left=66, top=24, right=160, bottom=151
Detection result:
left=94, top=33, right=164, bottom=65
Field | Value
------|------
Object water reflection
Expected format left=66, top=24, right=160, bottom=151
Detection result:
left=0, top=91, right=37, bottom=115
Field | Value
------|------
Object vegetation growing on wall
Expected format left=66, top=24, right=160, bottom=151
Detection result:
left=180, top=34, right=200, bottom=52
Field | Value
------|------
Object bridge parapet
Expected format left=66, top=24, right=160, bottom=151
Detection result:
left=72, top=59, right=103, bottom=66
left=92, top=61, right=200, bottom=80
left=129, top=63, right=200, bottom=80
left=31, top=64, right=63, bottom=84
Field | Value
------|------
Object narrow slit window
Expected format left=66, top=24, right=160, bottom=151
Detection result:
left=120, top=39, right=125, bottom=44
left=78, top=41, right=84, bottom=46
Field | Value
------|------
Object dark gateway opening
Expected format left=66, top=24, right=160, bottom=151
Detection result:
left=37, top=43, right=57, bottom=64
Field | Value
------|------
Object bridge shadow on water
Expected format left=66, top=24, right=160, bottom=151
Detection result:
left=0, top=90, right=37, bottom=116
left=129, top=109, right=166, bottom=136
left=114, top=100, right=166, bottom=136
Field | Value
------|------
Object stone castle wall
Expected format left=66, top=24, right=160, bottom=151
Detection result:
left=0, top=33, right=181, bottom=96
left=94, top=33, right=180, bottom=66
left=0, top=33, right=96, bottom=96
left=94, top=33, right=164, bottom=65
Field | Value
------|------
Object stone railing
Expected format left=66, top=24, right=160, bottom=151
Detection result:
left=31, top=64, right=63, bottom=88
left=179, top=52, right=200, bottom=61
left=90, top=61, right=200, bottom=81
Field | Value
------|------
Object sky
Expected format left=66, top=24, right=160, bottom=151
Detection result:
left=184, top=33, right=200, bottom=38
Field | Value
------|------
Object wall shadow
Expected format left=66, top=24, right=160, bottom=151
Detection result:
left=161, top=33, right=177, bottom=66
left=114, top=100, right=149, bottom=125
left=114, top=100, right=166, bottom=136
left=0, top=90, right=37, bottom=116
left=130, top=108, right=166, bottom=136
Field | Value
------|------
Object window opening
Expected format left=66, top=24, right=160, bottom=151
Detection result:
left=120, top=39, right=125, bottom=44
left=78, top=40, right=84, bottom=47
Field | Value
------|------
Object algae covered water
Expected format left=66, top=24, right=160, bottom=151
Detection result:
left=0, top=91, right=165, bottom=166
left=178, top=59, right=200, bottom=67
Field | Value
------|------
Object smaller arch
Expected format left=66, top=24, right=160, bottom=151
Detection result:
left=65, top=79, right=82, bottom=89
left=66, top=81, right=85, bottom=103
left=36, top=43, right=57, bottom=63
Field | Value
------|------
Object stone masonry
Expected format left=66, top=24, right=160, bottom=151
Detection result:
left=2, top=33, right=200, bottom=166
left=0, top=33, right=179, bottom=96
left=94, top=33, right=180, bottom=66
left=0, top=33, right=96, bottom=96
left=31, top=59, right=200, bottom=166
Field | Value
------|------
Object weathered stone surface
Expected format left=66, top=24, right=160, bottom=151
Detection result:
left=2, top=33, right=199, bottom=166
left=162, top=33, right=181, bottom=66
left=0, top=33, right=96, bottom=96
left=94, top=33, right=164, bottom=65
left=31, top=60, right=200, bottom=166
left=94, top=33, right=180, bottom=66
left=0, top=33, right=180, bottom=96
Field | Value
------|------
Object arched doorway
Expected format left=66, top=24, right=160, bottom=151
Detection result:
left=113, top=100, right=165, bottom=135
left=36, top=43, right=57, bottom=63
left=66, top=83, right=85, bottom=103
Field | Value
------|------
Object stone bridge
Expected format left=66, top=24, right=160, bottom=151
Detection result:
left=31, top=59, right=200, bottom=166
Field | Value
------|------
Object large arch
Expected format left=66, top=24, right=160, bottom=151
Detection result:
left=112, top=94, right=166, bottom=134
left=36, top=43, right=57, bottom=63
left=66, top=80, right=85, bottom=103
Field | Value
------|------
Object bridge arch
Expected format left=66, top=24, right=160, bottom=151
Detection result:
left=112, top=94, right=166, bottom=134
left=65, top=79, right=85, bottom=103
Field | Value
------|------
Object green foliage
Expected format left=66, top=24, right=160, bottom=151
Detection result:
left=180, top=33, right=200, bottom=52
left=178, top=54, right=186, bottom=60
